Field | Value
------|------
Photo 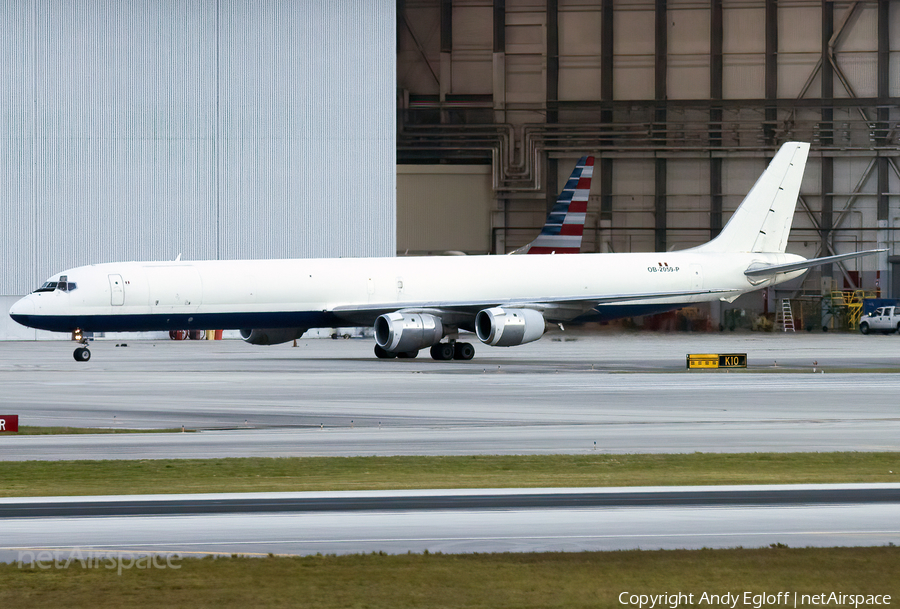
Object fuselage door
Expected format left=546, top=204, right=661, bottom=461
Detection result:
left=109, top=274, right=125, bottom=306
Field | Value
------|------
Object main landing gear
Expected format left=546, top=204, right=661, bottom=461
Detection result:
left=429, top=341, right=475, bottom=361
left=374, top=345, right=419, bottom=359
left=72, top=329, right=91, bottom=362
left=373, top=340, right=476, bottom=361
left=374, top=341, right=475, bottom=361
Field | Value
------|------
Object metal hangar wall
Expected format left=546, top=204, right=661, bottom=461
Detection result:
left=0, top=0, right=396, bottom=298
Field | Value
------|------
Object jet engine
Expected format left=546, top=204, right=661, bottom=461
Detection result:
left=475, top=307, right=545, bottom=347
left=374, top=312, right=443, bottom=353
left=240, top=327, right=308, bottom=346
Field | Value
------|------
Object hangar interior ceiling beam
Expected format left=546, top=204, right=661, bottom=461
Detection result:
left=398, top=0, right=899, bottom=157
left=709, top=0, right=723, bottom=240
left=876, top=0, right=890, bottom=228
left=599, top=0, right=614, bottom=251
left=820, top=1, right=834, bottom=280
left=399, top=2, right=439, bottom=88
left=493, top=0, right=505, bottom=124
left=764, top=0, right=777, bottom=145
left=546, top=0, right=558, bottom=214
left=654, top=0, right=667, bottom=253
left=440, top=0, right=452, bottom=123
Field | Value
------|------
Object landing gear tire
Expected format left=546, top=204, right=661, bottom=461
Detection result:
left=374, top=345, right=397, bottom=359
left=453, top=342, right=475, bottom=360
left=397, top=350, right=419, bottom=359
left=429, top=343, right=455, bottom=361
left=73, top=347, right=91, bottom=362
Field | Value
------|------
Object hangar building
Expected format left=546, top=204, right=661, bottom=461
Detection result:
left=3, top=1, right=900, bottom=338
left=396, top=0, right=900, bottom=331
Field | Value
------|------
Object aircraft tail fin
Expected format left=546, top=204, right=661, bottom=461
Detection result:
left=694, top=142, right=810, bottom=254
left=512, top=156, right=594, bottom=255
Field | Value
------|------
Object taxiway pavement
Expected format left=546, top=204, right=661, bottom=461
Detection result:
left=1, top=333, right=899, bottom=459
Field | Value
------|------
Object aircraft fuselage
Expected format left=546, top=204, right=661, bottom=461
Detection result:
left=10, top=251, right=804, bottom=334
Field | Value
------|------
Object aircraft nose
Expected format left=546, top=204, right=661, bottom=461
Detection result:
left=9, top=296, right=35, bottom=325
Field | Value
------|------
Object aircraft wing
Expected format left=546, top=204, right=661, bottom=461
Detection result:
left=744, top=249, right=885, bottom=278
left=332, top=287, right=738, bottom=325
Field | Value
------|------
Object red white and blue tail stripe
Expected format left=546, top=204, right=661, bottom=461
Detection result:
left=526, top=156, right=594, bottom=254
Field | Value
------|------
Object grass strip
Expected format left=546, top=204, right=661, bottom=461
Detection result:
left=1, top=547, right=897, bottom=609
left=12, top=426, right=193, bottom=435
left=0, top=453, right=897, bottom=497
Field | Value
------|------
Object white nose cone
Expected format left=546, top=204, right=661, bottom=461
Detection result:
left=9, top=296, right=35, bottom=325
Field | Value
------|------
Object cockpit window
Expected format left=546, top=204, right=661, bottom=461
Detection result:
left=34, top=282, right=58, bottom=293
left=33, top=281, right=77, bottom=293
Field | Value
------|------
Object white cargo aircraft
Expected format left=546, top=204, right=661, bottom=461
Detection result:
left=9, top=142, right=882, bottom=362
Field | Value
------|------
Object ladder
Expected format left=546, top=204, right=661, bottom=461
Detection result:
left=779, top=299, right=795, bottom=332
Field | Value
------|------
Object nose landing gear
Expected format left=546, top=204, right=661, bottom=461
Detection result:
left=72, top=329, right=91, bottom=362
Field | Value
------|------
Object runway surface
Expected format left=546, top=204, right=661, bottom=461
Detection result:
left=2, top=485, right=898, bottom=561
left=1, top=332, right=899, bottom=459
left=4, top=485, right=898, bottom=517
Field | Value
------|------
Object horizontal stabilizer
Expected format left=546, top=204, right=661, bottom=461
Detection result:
left=744, top=249, right=885, bottom=278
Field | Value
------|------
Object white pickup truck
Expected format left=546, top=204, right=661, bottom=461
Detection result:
left=859, top=306, right=900, bottom=334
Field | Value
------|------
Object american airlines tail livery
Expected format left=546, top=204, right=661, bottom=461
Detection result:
left=9, top=142, right=882, bottom=362
left=515, top=154, right=593, bottom=255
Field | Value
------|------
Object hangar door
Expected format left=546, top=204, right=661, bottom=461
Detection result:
left=397, top=166, right=492, bottom=255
